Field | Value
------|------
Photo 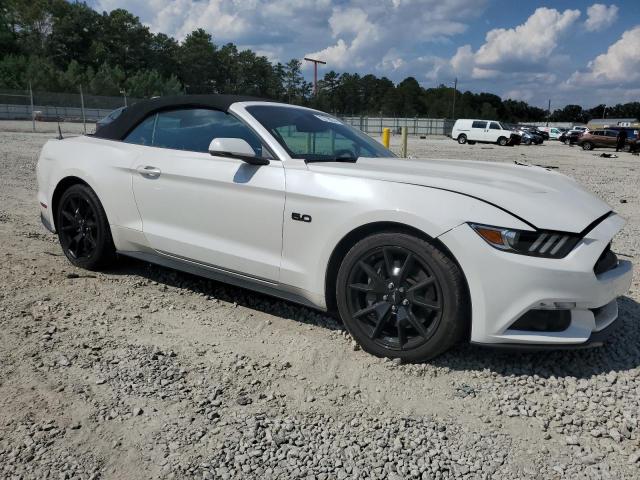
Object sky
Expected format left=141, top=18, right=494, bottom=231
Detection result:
left=89, top=0, right=640, bottom=109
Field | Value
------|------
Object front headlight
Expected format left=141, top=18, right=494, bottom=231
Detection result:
left=469, top=223, right=581, bottom=258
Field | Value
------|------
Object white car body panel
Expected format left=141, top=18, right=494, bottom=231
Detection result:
left=129, top=143, right=285, bottom=281
left=37, top=101, right=633, bottom=349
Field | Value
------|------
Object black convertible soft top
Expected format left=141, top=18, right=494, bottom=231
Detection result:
left=93, top=94, right=272, bottom=140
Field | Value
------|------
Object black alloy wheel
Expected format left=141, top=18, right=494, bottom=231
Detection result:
left=336, top=233, right=468, bottom=361
left=56, top=184, right=115, bottom=270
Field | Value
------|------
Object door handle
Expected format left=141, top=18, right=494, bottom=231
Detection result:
left=137, top=165, right=161, bottom=179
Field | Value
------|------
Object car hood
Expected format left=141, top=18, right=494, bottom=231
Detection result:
left=307, top=157, right=611, bottom=233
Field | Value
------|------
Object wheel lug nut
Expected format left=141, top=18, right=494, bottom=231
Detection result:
left=391, top=306, right=397, bottom=312
left=402, top=299, right=409, bottom=306
left=388, top=282, right=394, bottom=289
left=383, top=295, right=388, bottom=301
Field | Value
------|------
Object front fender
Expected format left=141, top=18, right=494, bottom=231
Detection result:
left=279, top=169, right=532, bottom=309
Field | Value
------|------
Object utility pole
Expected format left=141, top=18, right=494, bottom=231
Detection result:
left=304, top=57, right=326, bottom=96
left=546, top=99, right=551, bottom=127
left=29, top=82, right=35, bottom=132
left=120, top=89, right=128, bottom=107
left=79, top=85, right=86, bottom=135
left=451, top=77, right=457, bottom=119
left=602, top=105, right=607, bottom=119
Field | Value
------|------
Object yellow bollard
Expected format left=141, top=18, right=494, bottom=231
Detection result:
left=382, top=127, right=390, bottom=148
left=401, top=126, right=408, bottom=158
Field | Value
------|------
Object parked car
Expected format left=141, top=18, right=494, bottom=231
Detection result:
left=518, top=127, right=544, bottom=145
left=577, top=129, right=621, bottom=150
left=537, top=126, right=563, bottom=140
left=558, top=130, right=583, bottom=145
left=534, top=128, right=550, bottom=140
left=452, top=119, right=520, bottom=146
left=608, top=127, right=639, bottom=145
left=96, top=106, right=127, bottom=132
left=521, top=126, right=549, bottom=140
left=627, top=138, right=640, bottom=153
left=36, top=95, right=632, bottom=361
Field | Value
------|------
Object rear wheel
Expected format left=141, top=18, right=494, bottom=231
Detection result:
left=582, top=142, right=593, bottom=151
left=56, top=184, right=115, bottom=270
left=497, top=136, right=508, bottom=146
left=336, top=233, right=468, bottom=362
left=457, top=134, right=467, bottom=144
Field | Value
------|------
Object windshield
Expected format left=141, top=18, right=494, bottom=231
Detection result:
left=246, top=105, right=394, bottom=161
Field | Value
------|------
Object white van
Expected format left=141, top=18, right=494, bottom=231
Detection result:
left=451, top=119, right=516, bottom=146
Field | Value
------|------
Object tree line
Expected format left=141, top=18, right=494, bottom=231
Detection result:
left=1, top=0, right=638, bottom=123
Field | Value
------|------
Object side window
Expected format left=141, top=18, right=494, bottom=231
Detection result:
left=593, top=130, right=604, bottom=136
left=123, top=115, right=156, bottom=146
left=472, top=121, right=487, bottom=129
left=274, top=124, right=370, bottom=158
left=153, top=108, right=266, bottom=154
left=489, top=122, right=501, bottom=130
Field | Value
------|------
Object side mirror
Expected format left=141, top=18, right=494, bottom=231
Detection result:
left=208, top=138, right=270, bottom=165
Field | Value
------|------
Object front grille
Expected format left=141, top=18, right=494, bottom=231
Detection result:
left=594, top=244, right=618, bottom=275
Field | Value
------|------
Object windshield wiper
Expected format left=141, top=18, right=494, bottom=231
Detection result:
left=304, top=156, right=358, bottom=164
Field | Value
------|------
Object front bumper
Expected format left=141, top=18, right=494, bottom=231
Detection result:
left=439, top=213, right=633, bottom=346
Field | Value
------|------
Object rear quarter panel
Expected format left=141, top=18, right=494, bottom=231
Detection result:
left=38, top=136, right=142, bottom=238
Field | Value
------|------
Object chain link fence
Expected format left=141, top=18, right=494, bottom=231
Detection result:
left=339, top=116, right=454, bottom=137
left=0, top=89, right=142, bottom=130
left=1, top=88, right=459, bottom=136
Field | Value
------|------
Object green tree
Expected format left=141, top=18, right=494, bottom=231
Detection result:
left=125, top=70, right=182, bottom=97
left=178, top=29, right=217, bottom=93
left=283, top=59, right=305, bottom=103
left=89, top=63, right=125, bottom=95
left=0, top=55, right=28, bottom=89
left=46, top=0, right=101, bottom=69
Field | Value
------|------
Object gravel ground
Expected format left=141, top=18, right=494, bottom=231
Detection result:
left=0, top=121, right=639, bottom=480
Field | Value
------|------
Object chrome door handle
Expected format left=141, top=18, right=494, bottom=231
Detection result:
left=137, top=165, right=161, bottom=179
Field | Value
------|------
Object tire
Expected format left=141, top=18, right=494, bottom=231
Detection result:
left=582, top=142, right=593, bottom=151
left=457, top=134, right=467, bottom=144
left=56, top=184, right=116, bottom=270
left=336, top=233, right=468, bottom=362
left=523, top=138, right=531, bottom=145
left=497, top=136, right=508, bottom=146
left=564, top=139, right=570, bottom=145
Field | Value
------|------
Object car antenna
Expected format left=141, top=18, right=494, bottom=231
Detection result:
left=57, top=120, right=64, bottom=140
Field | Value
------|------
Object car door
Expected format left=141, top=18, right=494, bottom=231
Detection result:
left=488, top=121, right=504, bottom=142
left=604, top=129, right=619, bottom=147
left=590, top=130, right=605, bottom=146
left=127, top=108, right=285, bottom=282
left=470, top=120, right=488, bottom=141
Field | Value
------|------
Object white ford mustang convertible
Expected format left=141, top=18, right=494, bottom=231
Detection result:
left=37, top=95, right=633, bottom=361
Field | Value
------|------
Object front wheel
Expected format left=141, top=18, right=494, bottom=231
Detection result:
left=56, top=184, right=116, bottom=270
left=497, top=136, right=508, bottom=146
left=582, top=142, right=593, bottom=151
left=336, top=233, right=468, bottom=362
